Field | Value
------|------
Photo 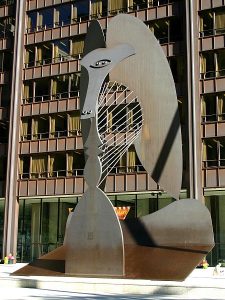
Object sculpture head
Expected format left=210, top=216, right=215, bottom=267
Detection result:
left=80, top=43, right=135, bottom=119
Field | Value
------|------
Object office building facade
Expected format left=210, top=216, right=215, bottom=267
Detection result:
left=0, top=0, right=224, bottom=265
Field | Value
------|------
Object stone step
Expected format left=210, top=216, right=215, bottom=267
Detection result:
left=0, top=264, right=225, bottom=297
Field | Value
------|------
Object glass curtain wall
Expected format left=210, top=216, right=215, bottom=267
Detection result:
left=17, top=197, right=79, bottom=262
left=17, top=192, right=184, bottom=262
left=0, top=198, right=4, bottom=258
left=205, top=194, right=225, bottom=266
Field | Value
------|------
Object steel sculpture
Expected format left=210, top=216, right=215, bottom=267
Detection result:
left=63, top=14, right=214, bottom=280
left=14, top=15, right=214, bottom=281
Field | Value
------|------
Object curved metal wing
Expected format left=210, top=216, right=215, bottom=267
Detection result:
left=106, top=14, right=183, bottom=200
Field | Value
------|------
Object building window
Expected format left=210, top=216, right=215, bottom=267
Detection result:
left=32, top=116, right=49, bottom=140
left=200, top=9, right=225, bottom=37
left=37, top=8, right=54, bottom=30
left=50, top=114, right=67, bottom=138
left=23, top=81, right=33, bottom=103
left=68, top=111, right=81, bottom=136
left=215, top=10, right=225, bottom=35
left=71, top=36, right=85, bottom=58
left=55, top=4, right=71, bottom=27
left=108, top=0, right=127, bottom=15
left=0, top=0, right=14, bottom=6
left=219, top=139, right=225, bottom=167
left=36, top=42, right=52, bottom=66
left=0, top=84, right=10, bottom=107
left=169, top=56, right=184, bottom=83
left=0, top=122, right=8, bottom=143
left=70, top=73, right=80, bottom=96
left=201, top=94, right=217, bottom=122
left=112, top=105, right=127, bottom=131
left=17, top=197, right=78, bottom=262
left=200, top=52, right=215, bottom=79
left=52, top=75, right=69, bottom=99
left=0, top=155, right=7, bottom=180
left=19, top=156, right=30, bottom=179
left=49, top=153, right=66, bottom=177
left=91, top=0, right=103, bottom=18
left=201, top=93, right=225, bottom=122
left=0, top=199, right=4, bottom=255
left=25, top=39, right=71, bottom=68
left=127, top=102, right=142, bottom=130
left=24, top=46, right=35, bottom=68
left=35, top=78, right=51, bottom=102
left=111, top=145, right=143, bottom=173
left=149, top=18, right=182, bottom=44
left=22, top=74, right=80, bottom=104
left=205, top=195, right=225, bottom=266
left=30, top=155, right=48, bottom=178
left=150, top=19, right=168, bottom=44
left=98, top=100, right=142, bottom=134
left=72, top=1, right=89, bottom=22
left=53, top=39, right=70, bottom=63
left=0, top=51, right=13, bottom=72
left=215, top=50, right=225, bottom=77
left=132, top=0, right=148, bottom=10
left=200, top=50, right=225, bottom=79
left=27, top=11, right=37, bottom=31
left=20, top=118, right=32, bottom=141
left=67, top=151, right=85, bottom=176
left=0, top=17, right=15, bottom=37
left=202, top=139, right=218, bottom=168
left=20, top=150, right=85, bottom=179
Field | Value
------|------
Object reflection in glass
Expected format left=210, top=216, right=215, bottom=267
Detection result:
left=17, top=197, right=78, bottom=262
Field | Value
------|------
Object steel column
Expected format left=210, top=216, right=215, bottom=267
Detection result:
left=185, top=0, right=203, bottom=201
left=3, top=0, right=26, bottom=258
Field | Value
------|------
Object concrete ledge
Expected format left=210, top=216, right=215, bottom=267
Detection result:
left=0, top=264, right=225, bottom=297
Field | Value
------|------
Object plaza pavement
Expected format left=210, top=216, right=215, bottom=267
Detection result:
left=0, top=264, right=225, bottom=299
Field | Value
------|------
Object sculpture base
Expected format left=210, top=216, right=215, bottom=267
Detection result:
left=13, top=199, right=214, bottom=281
left=13, top=244, right=211, bottom=281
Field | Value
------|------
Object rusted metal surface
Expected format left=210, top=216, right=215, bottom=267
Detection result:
left=64, top=19, right=136, bottom=275
left=121, top=199, right=214, bottom=280
left=14, top=199, right=214, bottom=280
left=107, top=14, right=182, bottom=200
left=15, top=15, right=214, bottom=281
left=65, top=187, right=124, bottom=276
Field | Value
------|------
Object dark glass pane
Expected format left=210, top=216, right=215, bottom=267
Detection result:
left=40, top=8, right=54, bottom=28
left=0, top=123, right=8, bottom=143
left=27, top=11, right=37, bottom=29
left=56, top=4, right=71, bottom=26
left=0, top=199, right=4, bottom=258
left=73, top=1, right=89, bottom=21
left=1, top=84, right=11, bottom=107
left=35, top=79, right=50, bottom=100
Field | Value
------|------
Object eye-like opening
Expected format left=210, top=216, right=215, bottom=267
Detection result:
left=90, top=59, right=111, bottom=68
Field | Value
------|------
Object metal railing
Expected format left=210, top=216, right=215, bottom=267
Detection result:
left=202, top=159, right=225, bottom=168
left=100, top=123, right=141, bottom=134
left=19, top=168, right=84, bottom=179
left=26, top=1, right=176, bottom=33
left=109, top=165, right=145, bottom=174
left=201, top=113, right=225, bottom=123
left=200, top=69, right=225, bottom=80
left=24, top=53, right=82, bottom=68
left=0, top=0, right=14, bottom=6
left=20, top=129, right=82, bottom=141
left=199, top=27, right=225, bottom=38
left=22, top=90, right=80, bottom=104
left=0, top=26, right=14, bottom=38
left=19, top=165, right=146, bottom=179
